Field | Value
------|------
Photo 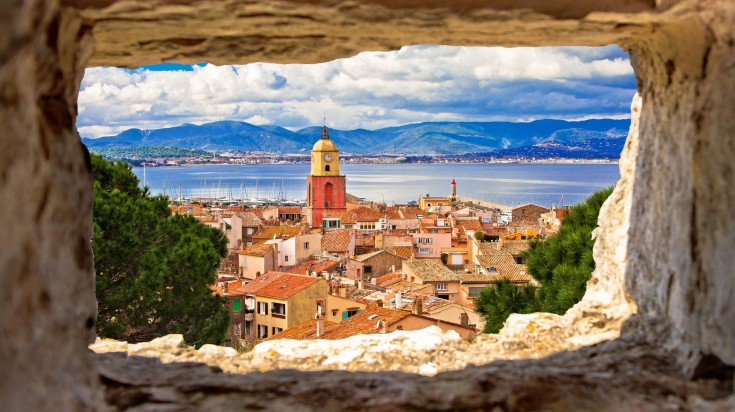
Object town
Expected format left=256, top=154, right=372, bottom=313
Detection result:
left=170, top=124, right=569, bottom=347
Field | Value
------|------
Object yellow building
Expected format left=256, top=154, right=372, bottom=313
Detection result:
left=418, top=194, right=452, bottom=212
left=326, top=294, right=367, bottom=323
left=240, top=272, right=328, bottom=340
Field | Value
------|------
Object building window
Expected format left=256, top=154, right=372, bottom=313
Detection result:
left=271, top=302, right=286, bottom=316
left=258, top=325, right=268, bottom=339
left=272, top=327, right=283, bottom=335
left=325, top=182, right=334, bottom=207
left=515, top=256, right=524, bottom=264
left=233, top=298, right=241, bottom=312
left=325, top=165, right=330, bottom=172
left=469, top=287, right=483, bottom=298
left=285, top=255, right=289, bottom=262
left=416, top=237, right=432, bottom=244
left=304, top=242, right=310, bottom=250
left=364, top=265, right=372, bottom=274
left=359, top=222, right=376, bottom=230
left=342, top=308, right=361, bottom=320
left=418, top=248, right=432, bottom=254
left=257, top=301, right=268, bottom=315
left=435, top=283, right=448, bottom=291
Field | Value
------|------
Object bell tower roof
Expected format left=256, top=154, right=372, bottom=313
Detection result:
left=312, top=116, right=338, bottom=152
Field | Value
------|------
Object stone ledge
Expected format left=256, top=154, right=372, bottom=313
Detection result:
left=94, top=338, right=733, bottom=411
left=91, top=311, right=622, bottom=377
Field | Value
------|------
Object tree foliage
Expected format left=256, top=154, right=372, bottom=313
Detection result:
left=475, top=280, right=539, bottom=333
left=92, top=154, right=229, bottom=346
left=476, top=186, right=614, bottom=333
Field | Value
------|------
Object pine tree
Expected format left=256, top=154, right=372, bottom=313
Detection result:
left=475, top=186, right=614, bottom=332
left=92, top=154, right=229, bottom=346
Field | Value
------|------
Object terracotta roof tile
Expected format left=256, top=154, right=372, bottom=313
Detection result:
left=266, top=306, right=415, bottom=341
left=321, top=229, right=352, bottom=253
left=240, top=272, right=324, bottom=299
left=239, top=212, right=263, bottom=227
left=239, top=242, right=275, bottom=257
left=275, top=206, right=302, bottom=215
left=374, top=272, right=402, bottom=287
left=252, top=225, right=303, bottom=241
left=286, top=257, right=340, bottom=276
left=263, top=319, right=340, bottom=340
left=404, top=259, right=460, bottom=282
left=456, top=219, right=483, bottom=232
left=393, top=246, right=414, bottom=259
left=399, top=207, right=424, bottom=219
left=327, top=206, right=384, bottom=224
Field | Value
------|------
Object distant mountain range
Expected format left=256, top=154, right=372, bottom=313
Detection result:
left=82, top=119, right=629, bottom=157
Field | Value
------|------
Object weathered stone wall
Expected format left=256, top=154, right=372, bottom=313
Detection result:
left=1, top=0, right=734, bottom=409
left=624, top=1, right=735, bottom=374
left=0, top=0, right=100, bottom=409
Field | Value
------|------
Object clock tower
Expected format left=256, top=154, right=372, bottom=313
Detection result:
left=306, top=123, right=346, bottom=228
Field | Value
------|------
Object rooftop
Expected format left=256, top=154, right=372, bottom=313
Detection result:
left=239, top=242, right=275, bottom=257
left=252, top=225, right=303, bottom=241
left=268, top=306, right=414, bottom=341
left=321, top=229, right=352, bottom=253
left=239, top=212, right=263, bottom=227
left=286, top=257, right=340, bottom=276
left=240, top=272, right=324, bottom=299
left=404, top=259, right=460, bottom=282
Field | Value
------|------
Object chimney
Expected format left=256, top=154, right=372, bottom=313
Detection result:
left=390, top=264, right=395, bottom=273
left=460, top=312, right=469, bottom=326
left=358, top=280, right=363, bottom=290
left=316, top=302, right=325, bottom=337
left=395, top=291, right=403, bottom=309
left=339, top=286, right=347, bottom=298
left=223, top=282, right=229, bottom=294
left=316, top=313, right=325, bottom=337
left=377, top=299, right=384, bottom=308
left=371, top=277, right=377, bottom=285
left=412, top=299, right=423, bottom=315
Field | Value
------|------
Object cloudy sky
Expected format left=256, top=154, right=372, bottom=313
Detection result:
left=77, top=45, right=636, bottom=138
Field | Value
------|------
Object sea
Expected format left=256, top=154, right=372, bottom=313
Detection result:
left=132, top=162, right=619, bottom=208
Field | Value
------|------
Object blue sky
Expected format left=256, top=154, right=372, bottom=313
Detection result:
left=77, top=45, right=636, bottom=138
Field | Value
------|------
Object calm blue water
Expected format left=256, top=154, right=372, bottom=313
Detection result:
left=133, top=163, right=619, bottom=207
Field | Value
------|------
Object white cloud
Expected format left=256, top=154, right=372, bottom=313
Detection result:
left=77, top=45, right=635, bottom=138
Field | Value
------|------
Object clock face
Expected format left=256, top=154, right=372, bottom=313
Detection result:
left=324, top=154, right=333, bottom=162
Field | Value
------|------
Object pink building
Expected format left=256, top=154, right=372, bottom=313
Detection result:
left=411, top=232, right=452, bottom=259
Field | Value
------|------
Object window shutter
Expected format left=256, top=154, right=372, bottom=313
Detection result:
left=342, top=311, right=349, bottom=320
left=233, top=299, right=241, bottom=312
